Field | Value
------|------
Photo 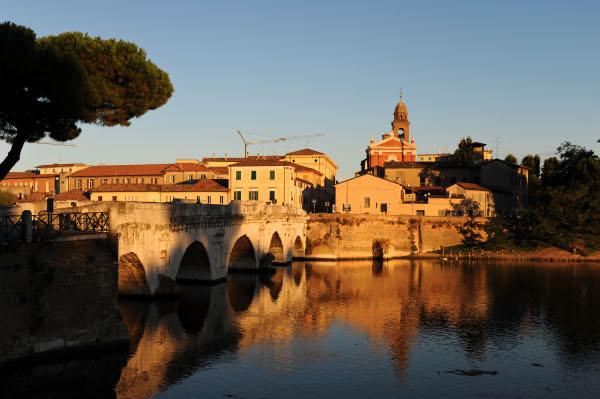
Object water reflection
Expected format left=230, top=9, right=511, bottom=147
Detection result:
left=116, top=261, right=600, bottom=398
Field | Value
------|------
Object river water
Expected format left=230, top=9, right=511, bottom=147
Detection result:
left=8, top=260, right=600, bottom=398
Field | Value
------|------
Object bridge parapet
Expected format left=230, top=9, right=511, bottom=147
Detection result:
left=74, top=201, right=307, bottom=296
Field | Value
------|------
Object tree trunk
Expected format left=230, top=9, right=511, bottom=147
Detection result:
left=0, top=134, right=27, bottom=182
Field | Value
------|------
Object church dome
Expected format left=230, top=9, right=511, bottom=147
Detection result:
left=394, top=99, right=408, bottom=119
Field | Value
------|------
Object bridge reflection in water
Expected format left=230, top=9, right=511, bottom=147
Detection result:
left=114, top=260, right=600, bottom=399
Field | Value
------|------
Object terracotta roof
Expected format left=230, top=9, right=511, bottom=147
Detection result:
left=19, top=192, right=48, bottom=202
left=286, top=148, right=324, bottom=156
left=69, top=164, right=173, bottom=177
left=202, top=155, right=282, bottom=162
left=295, top=177, right=314, bottom=186
left=92, top=179, right=228, bottom=193
left=454, top=182, right=490, bottom=191
left=289, top=163, right=323, bottom=175
left=53, top=190, right=90, bottom=201
left=412, top=186, right=446, bottom=192
left=162, top=163, right=210, bottom=172
left=166, top=180, right=228, bottom=192
left=35, top=163, right=86, bottom=168
left=230, top=159, right=291, bottom=167
left=206, top=166, right=229, bottom=175
left=4, top=172, right=57, bottom=179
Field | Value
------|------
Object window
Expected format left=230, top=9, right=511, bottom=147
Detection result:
left=171, top=175, right=175, bottom=183
left=112, top=196, right=117, bottom=201
left=152, top=178, right=158, bottom=184
left=76, top=179, right=81, bottom=189
left=234, top=190, right=242, bottom=200
left=102, top=178, right=108, bottom=185
left=124, top=178, right=130, bottom=184
left=269, top=170, right=275, bottom=180
left=251, top=170, right=257, bottom=180
left=189, top=174, right=193, bottom=181
left=114, top=178, right=119, bottom=184
left=88, top=179, right=94, bottom=189
left=219, top=195, right=224, bottom=204
left=98, top=196, right=103, bottom=201
left=364, top=197, right=371, bottom=208
left=269, top=190, right=276, bottom=201
left=207, top=196, right=212, bottom=204
left=416, top=210, right=425, bottom=216
left=235, top=171, right=242, bottom=180
left=249, top=191, right=258, bottom=201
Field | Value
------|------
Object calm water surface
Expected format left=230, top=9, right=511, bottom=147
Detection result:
left=114, top=260, right=600, bottom=398
left=6, top=260, right=600, bottom=398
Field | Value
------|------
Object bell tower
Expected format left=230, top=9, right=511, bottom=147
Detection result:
left=391, top=92, right=410, bottom=141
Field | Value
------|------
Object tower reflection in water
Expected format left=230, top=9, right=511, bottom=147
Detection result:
left=115, top=260, right=600, bottom=399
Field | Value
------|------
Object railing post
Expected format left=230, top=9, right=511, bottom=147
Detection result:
left=21, top=210, right=33, bottom=243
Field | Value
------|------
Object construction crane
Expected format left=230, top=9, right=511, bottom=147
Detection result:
left=237, top=130, right=324, bottom=157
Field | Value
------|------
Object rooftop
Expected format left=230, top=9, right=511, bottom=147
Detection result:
left=4, top=172, right=57, bottom=179
left=69, top=164, right=173, bottom=177
left=454, top=182, right=490, bottom=191
left=92, top=179, right=229, bottom=193
left=35, top=163, right=87, bottom=169
left=286, top=148, right=325, bottom=156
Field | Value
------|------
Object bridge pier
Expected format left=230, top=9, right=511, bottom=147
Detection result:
left=83, top=201, right=306, bottom=297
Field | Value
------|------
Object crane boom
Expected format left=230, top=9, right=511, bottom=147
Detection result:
left=237, top=130, right=324, bottom=157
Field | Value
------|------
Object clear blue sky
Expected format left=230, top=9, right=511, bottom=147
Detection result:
left=3, top=0, right=599, bottom=179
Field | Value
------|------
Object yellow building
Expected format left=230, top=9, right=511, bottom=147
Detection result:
left=446, top=182, right=495, bottom=217
left=283, top=148, right=338, bottom=211
left=336, top=174, right=403, bottom=214
left=228, top=159, right=308, bottom=209
left=90, top=180, right=229, bottom=203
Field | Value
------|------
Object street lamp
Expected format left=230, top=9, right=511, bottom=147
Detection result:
left=312, top=199, right=317, bottom=213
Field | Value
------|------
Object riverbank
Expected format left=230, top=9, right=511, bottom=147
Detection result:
left=411, top=246, right=600, bottom=262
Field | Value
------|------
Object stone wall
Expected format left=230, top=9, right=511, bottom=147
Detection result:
left=305, top=214, right=477, bottom=259
left=0, top=238, right=128, bottom=364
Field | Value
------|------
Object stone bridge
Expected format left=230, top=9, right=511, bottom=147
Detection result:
left=79, top=201, right=307, bottom=296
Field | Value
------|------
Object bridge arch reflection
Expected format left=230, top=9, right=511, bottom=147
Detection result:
left=176, top=241, right=211, bottom=282
left=228, top=235, right=256, bottom=271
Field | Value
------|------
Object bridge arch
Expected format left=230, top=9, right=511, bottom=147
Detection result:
left=292, top=236, right=305, bottom=259
left=176, top=241, right=212, bottom=282
left=268, top=232, right=285, bottom=264
left=118, top=252, right=151, bottom=296
left=228, top=235, right=257, bottom=271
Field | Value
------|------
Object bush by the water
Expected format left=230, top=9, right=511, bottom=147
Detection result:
left=487, top=142, right=600, bottom=253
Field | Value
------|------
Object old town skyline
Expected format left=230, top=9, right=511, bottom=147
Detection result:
left=2, top=0, right=600, bottom=179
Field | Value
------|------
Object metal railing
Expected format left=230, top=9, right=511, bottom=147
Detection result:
left=1, top=212, right=109, bottom=242
left=0, top=214, right=24, bottom=242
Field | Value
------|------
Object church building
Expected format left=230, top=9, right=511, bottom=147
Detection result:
left=361, top=95, right=416, bottom=170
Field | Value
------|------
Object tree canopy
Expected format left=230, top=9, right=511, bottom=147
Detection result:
left=498, top=142, right=600, bottom=252
left=452, top=136, right=474, bottom=162
left=0, top=22, right=174, bottom=181
left=504, top=154, right=517, bottom=164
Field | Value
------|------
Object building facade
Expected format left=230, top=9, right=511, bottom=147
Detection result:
left=228, top=159, right=308, bottom=209
left=90, top=180, right=229, bottom=203
left=362, top=96, right=417, bottom=169
left=0, top=172, right=57, bottom=199
left=35, top=163, right=88, bottom=193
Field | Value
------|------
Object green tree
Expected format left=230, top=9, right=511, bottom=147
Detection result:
left=514, top=142, right=600, bottom=252
left=521, top=154, right=541, bottom=177
left=504, top=154, right=517, bottom=164
left=452, top=198, right=484, bottom=246
left=452, top=136, right=474, bottom=162
left=0, top=22, right=174, bottom=181
left=0, top=191, right=15, bottom=206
